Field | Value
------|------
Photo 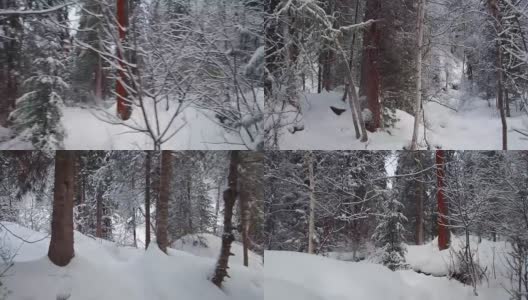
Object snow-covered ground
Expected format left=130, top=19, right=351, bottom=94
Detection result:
left=275, top=89, right=528, bottom=150
left=0, top=222, right=262, bottom=300
left=0, top=97, right=261, bottom=150
left=265, top=236, right=512, bottom=300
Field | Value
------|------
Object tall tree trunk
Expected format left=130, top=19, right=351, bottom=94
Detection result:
left=489, top=0, right=508, bottom=150
left=212, top=151, right=239, bottom=288
left=48, top=151, right=76, bottom=267
left=411, top=0, right=426, bottom=150
left=336, top=39, right=368, bottom=142
left=436, top=149, right=449, bottom=250
left=505, top=88, right=510, bottom=117
left=132, top=207, right=137, bottom=247
left=96, top=188, right=103, bottom=238
left=157, top=150, right=171, bottom=254
left=416, top=155, right=425, bottom=245
left=307, top=152, right=316, bottom=254
left=116, top=0, right=132, bottom=120
left=145, top=151, right=151, bottom=249
left=360, top=0, right=382, bottom=131
left=94, top=55, right=103, bottom=104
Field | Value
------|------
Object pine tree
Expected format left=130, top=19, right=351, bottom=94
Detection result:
left=372, top=194, right=409, bottom=271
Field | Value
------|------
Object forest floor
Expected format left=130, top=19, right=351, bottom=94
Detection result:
left=265, top=236, right=511, bottom=300
left=0, top=100, right=251, bottom=150
left=276, top=88, right=528, bottom=150
left=0, top=222, right=263, bottom=300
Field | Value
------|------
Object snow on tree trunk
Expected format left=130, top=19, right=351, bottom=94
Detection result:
left=48, top=151, right=75, bottom=267
left=410, top=0, right=426, bottom=150
left=212, top=150, right=239, bottom=288
left=435, top=149, right=449, bottom=250
left=335, top=39, right=367, bottom=142
left=116, top=0, right=131, bottom=120
left=156, top=150, right=171, bottom=254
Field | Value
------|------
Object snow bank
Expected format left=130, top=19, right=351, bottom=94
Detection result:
left=0, top=222, right=262, bottom=300
left=406, top=235, right=511, bottom=283
left=265, top=250, right=510, bottom=300
left=172, top=233, right=263, bottom=270
left=265, top=250, right=407, bottom=300
left=275, top=89, right=528, bottom=150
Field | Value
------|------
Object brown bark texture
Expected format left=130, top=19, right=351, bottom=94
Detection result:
left=360, top=0, right=382, bottom=131
left=116, top=0, right=132, bottom=120
left=48, top=151, right=76, bottom=267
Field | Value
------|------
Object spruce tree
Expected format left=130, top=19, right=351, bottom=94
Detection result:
left=372, top=193, right=409, bottom=271
left=9, top=13, right=68, bottom=150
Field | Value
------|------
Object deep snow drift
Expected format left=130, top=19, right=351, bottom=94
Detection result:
left=0, top=222, right=262, bottom=300
left=265, top=236, right=512, bottom=300
left=275, top=89, right=528, bottom=150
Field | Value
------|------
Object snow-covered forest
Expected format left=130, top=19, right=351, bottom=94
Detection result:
left=0, top=150, right=263, bottom=299
left=265, top=0, right=528, bottom=150
left=265, top=150, right=528, bottom=299
left=0, top=0, right=263, bottom=150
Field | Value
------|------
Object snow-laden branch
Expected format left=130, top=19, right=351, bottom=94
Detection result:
left=337, top=19, right=381, bottom=33
left=0, top=2, right=75, bottom=16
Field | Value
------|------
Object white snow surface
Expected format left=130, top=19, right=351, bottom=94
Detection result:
left=172, top=233, right=263, bottom=270
left=0, top=95, right=263, bottom=149
left=0, top=222, right=262, bottom=300
left=265, top=237, right=511, bottom=300
left=276, top=89, right=528, bottom=150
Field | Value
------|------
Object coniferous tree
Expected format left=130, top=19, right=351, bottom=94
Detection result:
left=372, top=192, right=409, bottom=271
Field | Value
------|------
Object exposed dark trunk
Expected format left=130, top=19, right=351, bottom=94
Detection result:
left=489, top=0, right=508, bottom=150
left=360, top=0, right=382, bottom=131
left=212, top=151, right=239, bottom=288
left=156, top=150, right=171, bottom=254
left=116, top=0, right=132, bottom=120
left=145, top=151, right=151, bottom=249
left=436, top=150, right=449, bottom=250
left=48, top=151, right=76, bottom=267
left=96, top=189, right=103, bottom=238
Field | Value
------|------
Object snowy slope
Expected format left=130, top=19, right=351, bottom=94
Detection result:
left=172, top=233, right=263, bottom=270
left=0, top=90, right=264, bottom=150
left=265, top=249, right=510, bottom=300
left=275, top=90, right=528, bottom=150
left=0, top=222, right=262, bottom=300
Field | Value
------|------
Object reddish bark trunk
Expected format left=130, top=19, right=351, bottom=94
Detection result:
left=435, top=150, right=449, bottom=250
left=361, top=0, right=382, bottom=132
left=48, top=151, right=76, bottom=267
left=116, top=0, right=131, bottom=120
